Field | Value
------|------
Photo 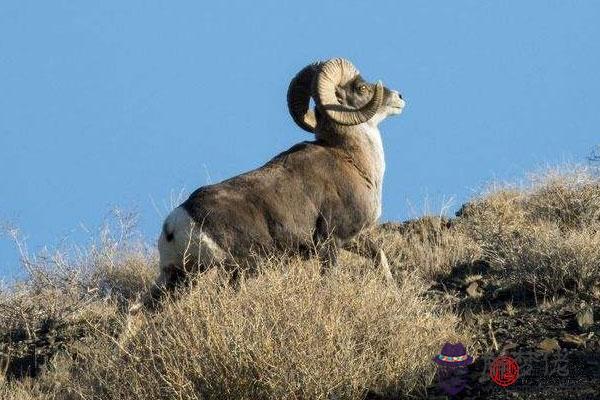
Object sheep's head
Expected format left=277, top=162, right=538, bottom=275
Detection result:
left=287, top=58, right=405, bottom=133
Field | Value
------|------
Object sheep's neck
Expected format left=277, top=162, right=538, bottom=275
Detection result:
left=353, top=123, right=386, bottom=186
left=317, top=124, right=386, bottom=190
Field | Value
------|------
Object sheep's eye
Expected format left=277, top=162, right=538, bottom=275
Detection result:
left=358, top=85, right=367, bottom=93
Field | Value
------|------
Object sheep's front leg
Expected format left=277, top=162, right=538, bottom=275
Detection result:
left=344, top=234, right=395, bottom=286
left=318, top=240, right=340, bottom=275
left=375, top=247, right=394, bottom=286
left=313, top=215, right=341, bottom=275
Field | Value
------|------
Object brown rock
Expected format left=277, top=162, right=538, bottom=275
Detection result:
left=560, top=333, right=587, bottom=348
left=465, top=274, right=483, bottom=284
left=466, top=282, right=483, bottom=298
left=576, top=306, right=594, bottom=331
left=502, top=342, right=519, bottom=352
left=537, top=338, right=560, bottom=352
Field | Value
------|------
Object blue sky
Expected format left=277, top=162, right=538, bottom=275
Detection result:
left=1, top=1, right=599, bottom=279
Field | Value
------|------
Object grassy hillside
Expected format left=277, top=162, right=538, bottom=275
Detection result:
left=1, top=166, right=599, bottom=399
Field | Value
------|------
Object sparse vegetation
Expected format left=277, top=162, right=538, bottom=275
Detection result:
left=1, top=165, right=600, bottom=399
left=457, top=166, right=600, bottom=298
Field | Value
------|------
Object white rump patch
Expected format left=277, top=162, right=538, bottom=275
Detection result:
left=157, top=206, right=226, bottom=284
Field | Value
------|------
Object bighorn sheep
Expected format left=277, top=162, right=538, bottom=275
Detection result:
left=149, top=58, right=405, bottom=306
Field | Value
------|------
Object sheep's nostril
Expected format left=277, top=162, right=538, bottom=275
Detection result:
left=398, top=93, right=403, bottom=100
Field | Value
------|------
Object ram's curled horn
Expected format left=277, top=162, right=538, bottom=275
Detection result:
left=315, top=58, right=384, bottom=126
left=287, top=63, right=321, bottom=133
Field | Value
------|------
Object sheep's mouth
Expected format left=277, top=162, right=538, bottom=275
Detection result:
left=387, top=98, right=405, bottom=110
left=387, top=103, right=405, bottom=111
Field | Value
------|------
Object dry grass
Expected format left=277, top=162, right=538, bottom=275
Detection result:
left=49, top=264, right=465, bottom=400
left=374, top=216, right=481, bottom=282
left=2, top=165, right=599, bottom=399
left=1, top=217, right=468, bottom=399
left=457, top=165, right=600, bottom=296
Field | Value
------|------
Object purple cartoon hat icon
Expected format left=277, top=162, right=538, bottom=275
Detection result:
left=433, top=342, right=473, bottom=367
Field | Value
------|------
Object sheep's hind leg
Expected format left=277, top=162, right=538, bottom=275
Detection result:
left=130, top=264, right=186, bottom=313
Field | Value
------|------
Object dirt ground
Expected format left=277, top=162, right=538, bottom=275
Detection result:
left=425, top=262, right=600, bottom=399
